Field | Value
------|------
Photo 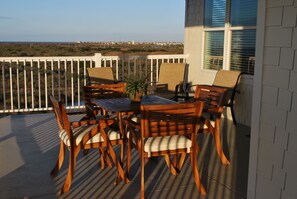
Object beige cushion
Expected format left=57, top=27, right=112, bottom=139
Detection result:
left=131, top=116, right=140, bottom=123
left=87, top=67, right=115, bottom=85
left=212, top=70, right=242, bottom=88
left=144, top=135, right=191, bottom=157
left=157, top=63, right=186, bottom=92
left=59, top=125, right=121, bottom=146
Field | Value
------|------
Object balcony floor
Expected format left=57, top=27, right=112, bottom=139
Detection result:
left=0, top=113, right=250, bottom=199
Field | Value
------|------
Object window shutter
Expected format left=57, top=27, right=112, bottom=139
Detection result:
left=204, top=0, right=226, bottom=28
left=230, top=30, right=256, bottom=74
left=230, top=0, right=257, bottom=26
left=204, top=31, right=224, bottom=70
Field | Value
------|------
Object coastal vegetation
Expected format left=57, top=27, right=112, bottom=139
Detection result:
left=0, top=42, right=183, bottom=57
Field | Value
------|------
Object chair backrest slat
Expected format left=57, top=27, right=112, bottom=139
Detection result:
left=140, top=102, right=204, bottom=138
left=83, top=83, right=127, bottom=103
left=194, top=85, right=227, bottom=109
left=50, top=95, right=73, bottom=143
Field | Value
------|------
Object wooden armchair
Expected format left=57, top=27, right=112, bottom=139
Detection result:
left=125, top=102, right=206, bottom=198
left=194, top=85, right=230, bottom=165
left=187, top=70, right=242, bottom=124
left=49, top=95, right=128, bottom=194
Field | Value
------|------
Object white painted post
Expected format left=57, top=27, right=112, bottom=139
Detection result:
left=94, top=53, right=102, bottom=68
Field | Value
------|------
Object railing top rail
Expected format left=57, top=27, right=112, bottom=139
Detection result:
left=0, top=54, right=188, bottom=62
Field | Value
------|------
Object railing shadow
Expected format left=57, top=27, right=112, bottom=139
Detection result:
left=0, top=112, right=250, bottom=198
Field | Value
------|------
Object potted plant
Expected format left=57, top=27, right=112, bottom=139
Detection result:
left=125, top=74, right=149, bottom=103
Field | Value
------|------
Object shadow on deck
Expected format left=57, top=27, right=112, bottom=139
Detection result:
left=0, top=113, right=250, bottom=199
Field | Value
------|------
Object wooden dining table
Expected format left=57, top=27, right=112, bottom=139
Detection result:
left=91, top=95, right=177, bottom=113
left=91, top=95, right=177, bottom=133
left=91, top=95, right=176, bottom=144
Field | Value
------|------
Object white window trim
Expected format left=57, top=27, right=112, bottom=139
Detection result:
left=202, top=0, right=257, bottom=72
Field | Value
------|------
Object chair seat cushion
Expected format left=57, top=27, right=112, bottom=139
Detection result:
left=59, top=125, right=121, bottom=146
left=131, top=116, right=140, bottom=123
left=144, top=135, right=191, bottom=157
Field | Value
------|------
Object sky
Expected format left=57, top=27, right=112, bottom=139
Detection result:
left=0, top=0, right=185, bottom=42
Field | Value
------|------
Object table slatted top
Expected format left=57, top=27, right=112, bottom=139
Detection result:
left=91, top=95, right=177, bottom=113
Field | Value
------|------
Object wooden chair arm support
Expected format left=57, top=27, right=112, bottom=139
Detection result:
left=124, top=118, right=140, bottom=129
left=71, top=119, right=98, bottom=127
left=98, top=118, right=117, bottom=127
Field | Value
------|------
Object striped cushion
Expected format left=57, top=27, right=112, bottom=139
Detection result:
left=59, top=124, right=121, bottom=146
left=131, top=116, right=140, bottom=123
left=144, top=135, right=191, bottom=157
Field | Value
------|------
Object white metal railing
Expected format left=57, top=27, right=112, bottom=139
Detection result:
left=0, top=53, right=188, bottom=113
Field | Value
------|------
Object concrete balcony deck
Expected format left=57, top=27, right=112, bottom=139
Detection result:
left=0, top=113, right=250, bottom=199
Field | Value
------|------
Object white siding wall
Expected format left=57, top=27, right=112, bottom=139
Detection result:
left=252, top=0, right=297, bottom=198
left=184, top=0, right=253, bottom=126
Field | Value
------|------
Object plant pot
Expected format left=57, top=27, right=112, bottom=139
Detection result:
left=129, top=92, right=143, bottom=103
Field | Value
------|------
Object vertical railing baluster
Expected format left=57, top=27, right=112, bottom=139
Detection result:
left=24, top=60, right=28, bottom=110
left=16, top=61, right=20, bottom=110
left=58, top=59, right=61, bottom=101
left=77, top=59, right=80, bottom=107
left=128, top=57, right=131, bottom=78
left=121, top=58, right=125, bottom=81
left=45, top=60, right=48, bottom=108
left=83, top=59, right=86, bottom=86
left=51, top=60, right=54, bottom=97
left=9, top=60, right=13, bottom=111
left=31, top=60, right=34, bottom=110
left=71, top=59, right=74, bottom=107
left=1, top=61, right=6, bottom=111
left=115, top=59, right=118, bottom=81
left=150, top=58, right=153, bottom=84
left=38, top=60, right=41, bottom=109
left=64, top=60, right=67, bottom=106
left=156, top=58, right=158, bottom=82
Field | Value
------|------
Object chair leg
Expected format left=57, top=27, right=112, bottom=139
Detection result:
left=99, top=148, right=106, bottom=169
left=50, top=140, right=65, bottom=176
left=173, top=154, right=178, bottom=167
left=105, top=148, right=114, bottom=168
left=141, top=153, right=145, bottom=199
left=164, top=155, right=179, bottom=175
left=190, top=150, right=206, bottom=195
left=106, top=141, right=129, bottom=184
left=126, top=138, right=132, bottom=179
left=177, top=153, right=187, bottom=171
left=214, top=119, right=230, bottom=165
left=120, top=140, right=125, bottom=166
left=230, top=104, right=237, bottom=125
left=60, top=150, right=77, bottom=194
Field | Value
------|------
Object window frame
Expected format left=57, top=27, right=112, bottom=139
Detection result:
left=202, top=0, right=257, bottom=74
